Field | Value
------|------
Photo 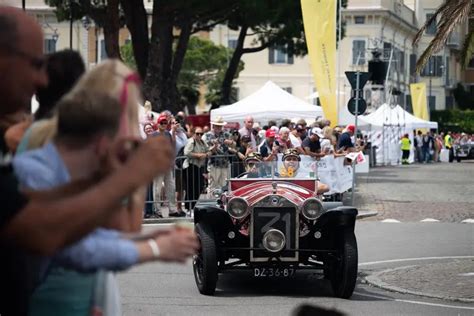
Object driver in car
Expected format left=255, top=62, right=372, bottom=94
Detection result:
left=242, top=152, right=263, bottom=178
left=281, top=149, right=330, bottom=194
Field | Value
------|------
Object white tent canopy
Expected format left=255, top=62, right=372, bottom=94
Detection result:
left=358, top=103, right=438, bottom=130
left=211, top=81, right=324, bottom=124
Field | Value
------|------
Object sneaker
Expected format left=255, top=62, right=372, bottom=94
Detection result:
left=169, top=211, right=186, bottom=217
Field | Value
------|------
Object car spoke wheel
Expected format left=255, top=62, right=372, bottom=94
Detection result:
left=329, top=228, right=358, bottom=299
left=193, top=222, right=218, bottom=295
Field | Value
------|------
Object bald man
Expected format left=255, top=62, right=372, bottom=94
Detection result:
left=238, top=115, right=257, bottom=149
left=0, top=7, right=181, bottom=315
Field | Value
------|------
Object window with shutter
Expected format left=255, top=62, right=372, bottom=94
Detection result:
left=428, top=96, right=436, bottom=111
left=268, top=46, right=275, bottom=64
left=383, top=42, right=392, bottom=59
left=100, top=39, right=107, bottom=61
left=352, top=40, right=366, bottom=65
left=44, top=39, right=56, bottom=54
left=269, top=44, right=290, bottom=64
left=420, top=56, right=441, bottom=77
left=426, top=13, right=437, bottom=35
left=435, top=56, right=443, bottom=76
left=409, top=54, right=416, bottom=77
left=445, top=57, right=450, bottom=85
left=287, top=41, right=294, bottom=64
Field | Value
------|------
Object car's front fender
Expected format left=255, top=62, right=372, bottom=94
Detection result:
left=194, top=202, right=234, bottom=235
left=315, top=206, right=358, bottom=230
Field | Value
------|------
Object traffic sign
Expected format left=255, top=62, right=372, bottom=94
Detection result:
left=347, top=97, right=367, bottom=116
left=345, top=71, right=371, bottom=90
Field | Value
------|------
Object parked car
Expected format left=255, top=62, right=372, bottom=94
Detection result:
left=192, top=159, right=358, bottom=298
left=454, top=142, right=474, bottom=162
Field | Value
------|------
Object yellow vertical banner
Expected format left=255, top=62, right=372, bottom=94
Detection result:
left=410, top=83, right=429, bottom=121
left=301, top=0, right=337, bottom=126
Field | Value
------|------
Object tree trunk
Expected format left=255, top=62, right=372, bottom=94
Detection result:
left=120, top=0, right=149, bottom=79
left=103, top=0, right=121, bottom=59
left=219, top=25, right=247, bottom=107
left=143, top=0, right=174, bottom=113
left=144, top=4, right=194, bottom=114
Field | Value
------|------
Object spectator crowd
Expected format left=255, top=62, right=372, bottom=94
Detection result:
left=139, top=111, right=367, bottom=219
left=410, top=130, right=473, bottom=164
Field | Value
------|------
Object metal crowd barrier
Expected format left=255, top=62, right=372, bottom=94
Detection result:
left=144, top=154, right=237, bottom=218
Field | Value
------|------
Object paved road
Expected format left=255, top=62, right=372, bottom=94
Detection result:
left=118, top=222, right=474, bottom=316
left=355, top=161, right=474, bottom=222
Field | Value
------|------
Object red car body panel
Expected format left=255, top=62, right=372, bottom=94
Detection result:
left=228, top=180, right=317, bottom=206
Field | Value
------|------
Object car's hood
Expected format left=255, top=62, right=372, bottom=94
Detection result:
left=230, top=181, right=315, bottom=206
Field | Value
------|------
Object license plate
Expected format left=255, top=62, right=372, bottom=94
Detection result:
left=253, top=267, right=295, bottom=278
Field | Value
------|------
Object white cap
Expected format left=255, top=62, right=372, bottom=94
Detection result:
left=310, top=127, right=324, bottom=138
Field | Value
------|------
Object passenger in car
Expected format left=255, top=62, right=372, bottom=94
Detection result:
left=280, top=149, right=330, bottom=194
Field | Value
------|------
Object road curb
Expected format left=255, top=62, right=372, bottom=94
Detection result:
left=364, top=265, right=474, bottom=303
left=357, top=210, right=378, bottom=219
left=143, top=210, right=378, bottom=224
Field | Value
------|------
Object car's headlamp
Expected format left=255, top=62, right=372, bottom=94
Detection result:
left=301, top=198, right=324, bottom=220
left=262, top=229, right=286, bottom=252
left=227, top=197, right=248, bottom=219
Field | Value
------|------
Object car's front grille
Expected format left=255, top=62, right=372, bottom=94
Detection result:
left=251, top=206, right=298, bottom=262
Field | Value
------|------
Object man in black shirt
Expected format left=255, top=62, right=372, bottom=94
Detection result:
left=337, top=124, right=356, bottom=152
left=302, top=127, right=326, bottom=159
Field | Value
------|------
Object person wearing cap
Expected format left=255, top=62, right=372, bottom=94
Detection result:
left=302, top=127, right=326, bottom=159
left=279, top=149, right=329, bottom=193
left=151, top=115, right=184, bottom=217
left=239, top=116, right=257, bottom=150
left=280, top=148, right=301, bottom=177
left=337, top=124, right=356, bottom=152
left=202, top=116, right=234, bottom=195
left=258, top=129, right=282, bottom=162
left=242, top=152, right=263, bottom=178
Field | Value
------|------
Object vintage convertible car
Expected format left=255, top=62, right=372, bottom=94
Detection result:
left=192, top=159, right=358, bottom=298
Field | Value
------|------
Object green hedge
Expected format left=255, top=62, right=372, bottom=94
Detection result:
left=430, top=110, right=474, bottom=133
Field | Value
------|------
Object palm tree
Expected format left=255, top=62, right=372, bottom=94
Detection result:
left=413, top=0, right=473, bottom=73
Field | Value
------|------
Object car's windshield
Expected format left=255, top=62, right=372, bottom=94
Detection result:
left=233, top=154, right=318, bottom=179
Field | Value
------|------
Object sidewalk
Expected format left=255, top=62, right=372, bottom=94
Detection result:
left=354, top=162, right=474, bottom=222
left=365, top=258, right=474, bottom=303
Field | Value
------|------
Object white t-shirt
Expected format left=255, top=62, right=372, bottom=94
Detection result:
left=289, top=133, right=302, bottom=148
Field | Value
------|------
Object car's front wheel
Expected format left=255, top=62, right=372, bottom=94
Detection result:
left=193, top=222, right=218, bottom=295
left=329, top=228, right=358, bottom=299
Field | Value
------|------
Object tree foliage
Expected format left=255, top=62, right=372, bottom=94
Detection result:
left=452, top=83, right=474, bottom=110
left=217, top=0, right=347, bottom=106
left=413, top=0, right=472, bottom=72
left=431, top=109, right=474, bottom=133
left=121, top=36, right=244, bottom=110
